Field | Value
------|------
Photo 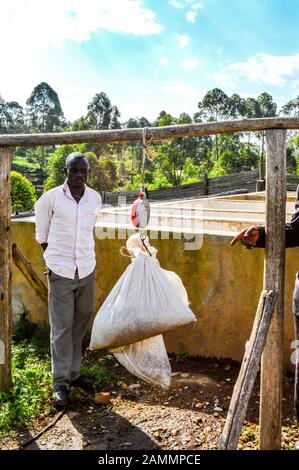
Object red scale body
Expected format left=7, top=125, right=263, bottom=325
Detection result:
left=131, top=189, right=150, bottom=229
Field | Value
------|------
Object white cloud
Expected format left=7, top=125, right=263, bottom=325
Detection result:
left=186, top=10, right=198, bottom=22
left=180, top=58, right=199, bottom=69
left=0, top=0, right=163, bottom=48
left=169, top=0, right=184, bottom=7
left=192, top=3, right=204, bottom=9
left=176, top=34, right=190, bottom=48
left=169, top=0, right=203, bottom=8
left=213, top=71, right=237, bottom=89
left=216, top=52, right=299, bottom=86
left=160, top=57, right=170, bottom=66
left=162, top=80, right=199, bottom=98
left=0, top=0, right=164, bottom=120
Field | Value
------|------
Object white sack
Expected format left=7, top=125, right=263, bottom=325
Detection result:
left=111, top=335, right=171, bottom=389
left=90, top=249, right=196, bottom=350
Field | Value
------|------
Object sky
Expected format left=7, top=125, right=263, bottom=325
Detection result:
left=0, top=0, right=299, bottom=123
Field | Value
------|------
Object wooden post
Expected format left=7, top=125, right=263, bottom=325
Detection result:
left=294, top=316, right=299, bottom=419
left=12, top=243, right=48, bottom=306
left=259, top=129, right=287, bottom=449
left=0, top=147, right=12, bottom=391
left=219, top=289, right=277, bottom=450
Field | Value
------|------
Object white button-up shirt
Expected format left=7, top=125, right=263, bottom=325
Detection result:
left=34, top=179, right=101, bottom=279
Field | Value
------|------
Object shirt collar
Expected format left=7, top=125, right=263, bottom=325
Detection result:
left=62, top=179, right=88, bottom=203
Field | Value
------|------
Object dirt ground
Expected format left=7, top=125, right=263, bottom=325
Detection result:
left=1, top=353, right=299, bottom=451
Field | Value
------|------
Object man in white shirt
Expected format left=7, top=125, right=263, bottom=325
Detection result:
left=34, top=152, right=101, bottom=408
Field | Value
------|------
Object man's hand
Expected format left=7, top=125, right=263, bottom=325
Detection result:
left=41, top=243, right=48, bottom=274
left=230, top=226, right=260, bottom=249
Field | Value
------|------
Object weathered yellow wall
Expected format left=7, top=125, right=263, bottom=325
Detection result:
left=12, top=221, right=298, bottom=366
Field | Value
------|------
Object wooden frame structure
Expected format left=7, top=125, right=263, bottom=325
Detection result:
left=1, top=117, right=298, bottom=449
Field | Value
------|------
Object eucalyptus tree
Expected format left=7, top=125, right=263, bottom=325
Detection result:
left=26, top=82, right=66, bottom=133
left=86, top=92, right=112, bottom=129
left=281, top=96, right=299, bottom=117
left=257, top=92, right=277, bottom=178
left=198, top=88, right=230, bottom=160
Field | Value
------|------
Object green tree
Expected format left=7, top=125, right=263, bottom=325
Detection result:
left=147, top=169, right=172, bottom=189
left=243, top=97, right=262, bottom=147
left=156, top=112, right=175, bottom=127
left=125, top=116, right=151, bottom=128
left=83, top=152, right=118, bottom=192
left=257, top=92, right=277, bottom=118
left=109, top=105, right=121, bottom=129
left=0, top=102, right=9, bottom=132
left=288, top=133, right=299, bottom=174
left=4, top=102, right=25, bottom=133
left=24, top=146, right=54, bottom=172
left=11, top=171, right=37, bottom=212
left=98, top=157, right=118, bottom=190
left=229, top=93, right=246, bottom=119
left=26, top=82, right=66, bottom=133
left=245, top=97, right=262, bottom=119
left=86, top=92, right=112, bottom=129
left=257, top=92, right=277, bottom=178
left=198, top=88, right=230, bottom=121
left=198, top=88, right=230, bottom=159
left=281, top=96, right=299, bottom=117
left=181, top=157, right=202, bottom=184
left=71, top=116, right=90, bottom=131
left=209, top=134, right=259, bottom=176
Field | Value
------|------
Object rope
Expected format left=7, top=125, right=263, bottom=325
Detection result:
left=119, top=246, right=135, bottom=258
left=141, top=127, right=153, bottom=190
left=131, top=127, right=152, bottom=256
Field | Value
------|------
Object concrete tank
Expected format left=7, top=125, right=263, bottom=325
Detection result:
left=11, top=191, right=299, bottom=367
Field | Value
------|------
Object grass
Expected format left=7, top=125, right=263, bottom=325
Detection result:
left=81, top=356, right=120, bottom=387
left=12, top=155, right=40, bottom=170
left=0, top=336, right=53, bottom=438
left=0, top=308, right=118, bottom=439
left=176, top=342, right=188, bottom=362
left=0, top=339, right=119, bottom=438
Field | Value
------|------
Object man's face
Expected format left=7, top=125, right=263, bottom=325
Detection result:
left=65, top=158, right=89, bottom=189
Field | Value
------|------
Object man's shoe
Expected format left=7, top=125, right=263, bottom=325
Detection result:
left=70, top=375, right=94, bottom=390
left=53, top=385, right=69, bottom=409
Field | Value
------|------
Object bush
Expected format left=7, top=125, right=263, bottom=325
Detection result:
left=11, top=171, right=37, bottom=212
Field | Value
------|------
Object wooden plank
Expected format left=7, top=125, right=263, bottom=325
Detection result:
left=219, top=289, right=277, bottom=450
left=0, top=147, right=12, bottom=391
left=12, top=243, right=48, bottom=306
left=259, top=129, right=287, bottom=450
left=0, top=117, right=299, bottom=147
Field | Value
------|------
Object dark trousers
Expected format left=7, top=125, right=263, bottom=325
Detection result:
left=47, top=268, right=95, bottom=388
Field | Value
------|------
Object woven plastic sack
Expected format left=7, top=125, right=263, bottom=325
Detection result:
left=90, top=237, right=196, bottom=351
left=110, top=256, right=191, bottom=389
left=111, top=335, right=171, bottom=389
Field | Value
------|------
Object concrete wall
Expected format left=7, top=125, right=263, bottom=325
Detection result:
left=11, top=220, right=298, bottom=366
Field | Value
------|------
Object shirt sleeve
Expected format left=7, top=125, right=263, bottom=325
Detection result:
left=255, top=203, right=299, bottom=249
left=34, top=192, right=53, bottom=244
left=96, top=193, right=102, bottom=215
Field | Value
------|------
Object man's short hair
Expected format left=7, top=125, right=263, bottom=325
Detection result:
left=65, top=152, right=90, bottom=169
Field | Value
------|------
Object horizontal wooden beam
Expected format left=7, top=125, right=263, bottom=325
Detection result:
left=0, top=117, right=299, bottom=147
